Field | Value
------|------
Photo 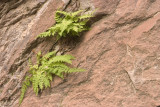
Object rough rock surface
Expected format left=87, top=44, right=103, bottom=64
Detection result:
left=0, top=0, right=160, bottom=107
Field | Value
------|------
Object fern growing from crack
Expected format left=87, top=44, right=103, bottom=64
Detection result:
left=37, top=10, right=94, bottom=40
left=19, top=51, right=84, bottom=104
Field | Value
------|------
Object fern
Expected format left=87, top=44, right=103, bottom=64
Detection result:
left=48, top=55, right=75, bottom=64
left=19, top=76, right=31, bottom=104
left=19, top=51, right=84, bottom=105
left=37, top=10, right=94, bottom=40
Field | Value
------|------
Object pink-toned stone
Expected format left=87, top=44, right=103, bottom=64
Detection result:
left=1, top=0, right=160, bottom=107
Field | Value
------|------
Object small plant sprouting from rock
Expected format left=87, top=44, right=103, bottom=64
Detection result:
left=37, top=10, right=94, bottom=40
left=19, top=51, right=84, bottom=104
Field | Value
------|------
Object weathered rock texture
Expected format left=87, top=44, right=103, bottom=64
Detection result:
left=0, top=0, right=160, bottom=107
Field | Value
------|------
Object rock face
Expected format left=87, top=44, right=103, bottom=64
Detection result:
left=0, top=0, right=160, bottom=107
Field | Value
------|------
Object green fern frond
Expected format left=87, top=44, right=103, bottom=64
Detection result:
left=43, top=51, right=56, bottom=59
left=55, top=11, right=64, bottom=23
left=51, top=62, right=69, bottom=69
left=19, top=51, right=85, bottom=105
left=19, top=76, right=31, bottom=104
left=37, top=31, right=51, bottom=38
left=43, top=76, right=50, bottom=88
left=47, top=74, right=53, bottom=81
left=48, top=55, right=75, bottom=64
left=32, top=73, right=40, bottom=95
left=28, top=58, right=32, bottom=67
left=50, top=67, right=65, bottom=78
left=48, top=26, right=57, bottom=36
left=37, top=10, right=94, bottom=40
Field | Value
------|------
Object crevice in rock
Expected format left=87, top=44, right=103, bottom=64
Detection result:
left=115, top=11, right=160, bottom=30
left=123, top=70, right=137, bottom=93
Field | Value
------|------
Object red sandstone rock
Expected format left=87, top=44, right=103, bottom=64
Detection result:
left=0, top=0, right=160, bottom=107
